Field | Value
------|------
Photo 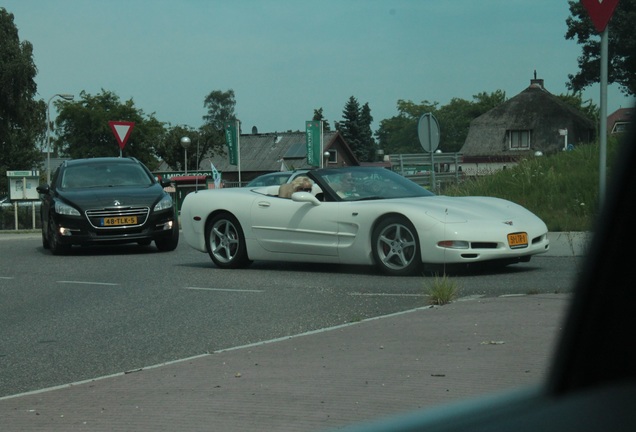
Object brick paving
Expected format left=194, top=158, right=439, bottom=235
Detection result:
left=0, top=294, right=570, bottom=432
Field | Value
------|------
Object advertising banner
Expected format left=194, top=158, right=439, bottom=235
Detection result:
left=225, top=121, right=239, bottom=165
left=305, top=120, right=323, bottom=167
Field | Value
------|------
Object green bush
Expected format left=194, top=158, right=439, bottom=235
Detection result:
left=442, top=140, right=621, bottom=232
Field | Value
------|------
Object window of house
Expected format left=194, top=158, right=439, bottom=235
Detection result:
left=327, top=150, right=337, bottom=164
left=612, top=122, right=630, bottom=134
left=508, top=130, right=531, bottom=150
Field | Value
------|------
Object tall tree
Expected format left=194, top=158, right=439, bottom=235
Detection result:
left=312, top=108, right=331, bottom=131
left=203, top=89, right=236, bottom=130
left=0, top=8, right=46, bottom=191
left=359, top=102, right=376, bottom=161
left=54, top=90, right=164, bottom=168
left=338, top=96, right=362, bottom=158
left=565, top=0, right=636, bottom=96
left=201, top=89, right=237, bottom=164
left=338, top=96, right=377, bottom=161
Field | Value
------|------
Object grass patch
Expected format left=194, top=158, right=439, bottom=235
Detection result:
left=425, top=274, right=459, bottom=305
left=441, top=139, right=622, bottom=232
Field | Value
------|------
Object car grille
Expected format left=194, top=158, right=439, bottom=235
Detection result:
left=85, top=207, right=150, bottom=229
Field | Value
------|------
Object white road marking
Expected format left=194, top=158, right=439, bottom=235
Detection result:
left=57, top=281, right=119, bottom=286
left=183, top=286, right=264, bottom=293
left=349, top=292, right=428, bottom=297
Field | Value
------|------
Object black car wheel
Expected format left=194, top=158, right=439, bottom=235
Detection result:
left=41, top=229, right=50, bottom=249
left=155, top=224, right=179, bottom=251
left=205, top=212, right=250, bottom=269
left=372, top=216, right=421, bottom=276
left=48, top=217, right=70, bottom=255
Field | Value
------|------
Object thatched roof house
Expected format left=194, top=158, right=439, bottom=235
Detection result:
left=460, top=77, right=595, bottom=173
left=203, top=130, right=359, bottom=183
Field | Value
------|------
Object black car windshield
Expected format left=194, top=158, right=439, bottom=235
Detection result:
left=313, top=167, right=435, bottom=201
left=60, top=163, right=154, bottom=189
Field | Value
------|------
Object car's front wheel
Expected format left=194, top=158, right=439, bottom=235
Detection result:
left=48, top=217, right=70, bottom=255
left=155, top=224, right=179, bottom=251
left=205, top=212, right=250, bottom=269
left=371, top=216, right=421, bottom=276
left=42, top=229, right=50, bottom=249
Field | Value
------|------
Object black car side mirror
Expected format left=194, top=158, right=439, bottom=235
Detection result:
left=36, top=184, right=50, bottom=195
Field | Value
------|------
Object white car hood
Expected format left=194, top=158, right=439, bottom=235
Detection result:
left=418, top=195, right=539, bottom=224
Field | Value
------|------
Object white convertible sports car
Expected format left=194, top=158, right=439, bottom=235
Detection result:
left=180, top=166, right=549, bottom=276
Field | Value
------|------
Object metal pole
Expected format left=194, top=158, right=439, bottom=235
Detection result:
left=46, top=94, right=74, bottom=184
left=46, top=98, right=52, bottom=184
left=599, top=26, right=608, bottom=207
left=428, top=115, right=436, bottom=188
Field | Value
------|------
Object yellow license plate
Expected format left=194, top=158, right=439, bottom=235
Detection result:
left=102, top=216, right=137, bottom=226
left=507, top=232, right=528, bottom=249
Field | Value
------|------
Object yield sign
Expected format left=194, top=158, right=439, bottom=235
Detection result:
left=108, top=121, right=135, bottom=150
left=581, top=0, right=620, bottom=33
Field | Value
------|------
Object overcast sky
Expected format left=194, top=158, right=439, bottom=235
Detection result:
left=4, top=0, right=634, bottom=134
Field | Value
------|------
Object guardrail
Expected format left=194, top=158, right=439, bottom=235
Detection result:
left=389, top=153, right=464, bottom=189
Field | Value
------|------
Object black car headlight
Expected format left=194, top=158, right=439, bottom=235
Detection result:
left=154, top=195, right=173, bottom=212
left=55, top=201, right=80, bottom=216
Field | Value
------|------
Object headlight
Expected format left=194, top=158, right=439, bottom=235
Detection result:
left=55, top=201, right=80, bottom=216
left=154, top=195, right=173, bottom=212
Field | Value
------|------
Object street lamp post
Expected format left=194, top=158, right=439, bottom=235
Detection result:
left=46, top=93, right=74, bottom=183
left=180, top=136, right=191, bottom=175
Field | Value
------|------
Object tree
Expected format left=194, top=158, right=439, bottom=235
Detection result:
left=375, top=92, right=506, bottom=155
left=435, top=91, right=506, bottom=152
left=203, top=89, right=236, bottom=130
left=201, top=89, right=237, bottom=166
left=565, top=0, right=636, bottom=96
left=153, top=124, right=226, bottom=172
left=0, top=8, right=46, bottom=192
left=337, top=96, right=376, bottom=162
left=54, top=90, right=164, bottom=168
left=338, top=96, right=362, bottom=159
left=312, top=108, right=331, bottom=131
left=375, top=99, right=438, bottom=155
left=359, top=102, right=376, bottom=161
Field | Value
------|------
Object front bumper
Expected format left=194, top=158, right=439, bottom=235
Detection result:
left=52, top=210, right=176, bottom=245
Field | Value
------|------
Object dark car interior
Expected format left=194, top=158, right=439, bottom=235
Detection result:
left=338, top=123, right=636, bottom=431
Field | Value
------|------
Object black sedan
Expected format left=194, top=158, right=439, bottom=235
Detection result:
left=36, top=157, right=179, bottom=254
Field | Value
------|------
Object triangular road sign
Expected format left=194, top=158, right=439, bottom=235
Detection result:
left=108, top=121, right=135, bottom=150
left=581, top=0, right=620, bottom=33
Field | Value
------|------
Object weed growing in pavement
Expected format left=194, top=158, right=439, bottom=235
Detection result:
left=425, top=274, right=459, bottom=305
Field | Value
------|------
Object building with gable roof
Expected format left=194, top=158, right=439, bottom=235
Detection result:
left=460, top=76, right=595, bottom=175
left=200, top=129, right=359, bottom=184
left=607, top=107, right=633, bottom=134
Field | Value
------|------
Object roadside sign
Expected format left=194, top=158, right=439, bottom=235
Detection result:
left=108, top=121, right=135, bottom=150
left=6, top=170, right=39, bottom=177
left=581, top=0, right=620, bottom=33
left=417, top=113, right=440, bottom=153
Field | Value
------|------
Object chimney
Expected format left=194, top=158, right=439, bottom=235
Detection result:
left=530, top=69, right=544, bottom=89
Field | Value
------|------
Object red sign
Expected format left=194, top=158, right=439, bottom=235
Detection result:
left=108, top=121, right=135, bottom=150
left=581, top=0, right=620, bottom=33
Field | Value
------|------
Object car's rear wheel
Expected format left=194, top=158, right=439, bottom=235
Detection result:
left=372, top=216, right=421, bottom=276
left=205, top=212, right=250, bottom=269
left=48, top=217, right=70, bottom=255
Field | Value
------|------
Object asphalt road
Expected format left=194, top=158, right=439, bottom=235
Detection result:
left=0, top=232, right=581, bottom=398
